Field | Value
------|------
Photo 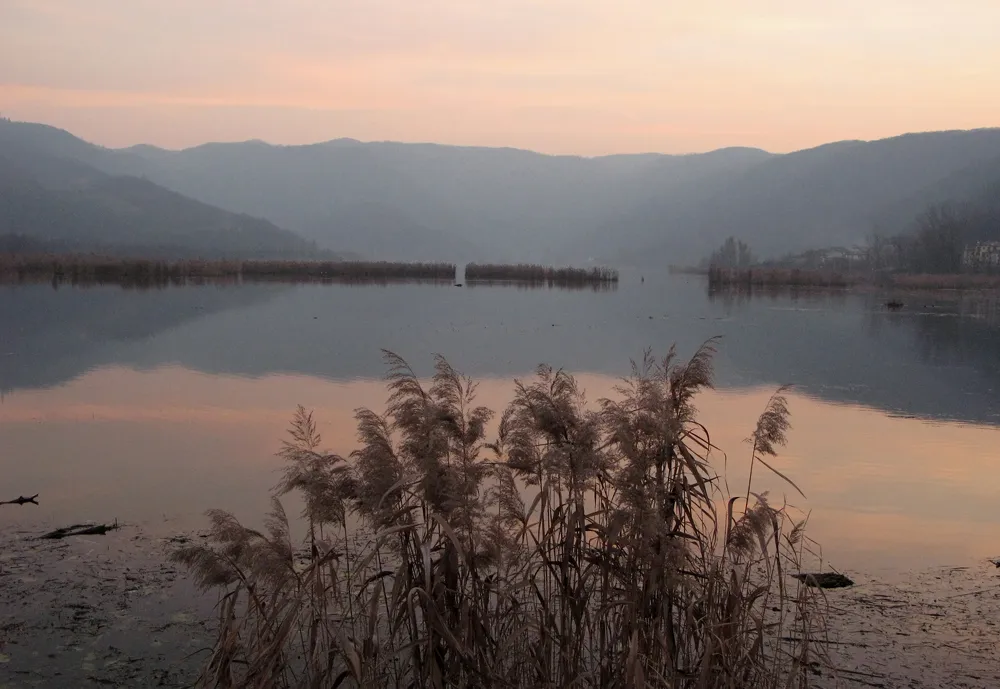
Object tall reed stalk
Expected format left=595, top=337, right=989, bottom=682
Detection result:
left=174, top=343, right=824, bottom=688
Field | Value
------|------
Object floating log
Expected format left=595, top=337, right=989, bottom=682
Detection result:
left=0, top=493, right=39, bottom=506
left=793, top=572, right=854, bottom=589
left=38, top=520, right=121, bottom=540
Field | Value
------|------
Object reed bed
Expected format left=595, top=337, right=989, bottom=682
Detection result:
left=174, top=343, right=826, bottom=689
left=0, top=254, right=457, bottom=286
left=708, top=266, right=859, bottom=289
left=464, top=279, right=617, bottom=292
left=465, top=262, right=619, bottom=284
left=886, top=273, right=1000, bottom=290
left=707, top=267, right=1000, bottom=292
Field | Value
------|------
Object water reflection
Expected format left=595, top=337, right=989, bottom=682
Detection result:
left=464, top=279, right=618, bottom=292
left=1, top=275, right=999, bottom=426
left=0, top=283, right=289, bottom=392
left=707, top=286, right=1000, bottom=424
left=1, top=366, right=997, bottom=570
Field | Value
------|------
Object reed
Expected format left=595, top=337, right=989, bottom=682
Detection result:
left=465, top=262, right=619, bottom=284
left=887, top=273, right=1000, bottom=290
left=174, top=344, right=825, bottom=689
left=708, top=266, right=859, bottom=289
left=464, top=279, right=617, bottom=292
left=0, top=254, right=457, bottom=286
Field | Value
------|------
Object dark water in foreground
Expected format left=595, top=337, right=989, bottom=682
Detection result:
left=1, top=273, right=999, bottom=571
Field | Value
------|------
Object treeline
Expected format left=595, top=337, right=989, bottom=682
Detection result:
left=465, top=262, right=618, bottom=284
left=705, top=236, right=754, bottom=269
left=868, top=200, right=1000, bottom=274
left=704, top=186, right=1000, bottom=289
left=0, top=254, right=457, bottom=286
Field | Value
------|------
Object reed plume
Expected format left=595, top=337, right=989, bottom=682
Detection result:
left=174, top=344, right=824, bottom=689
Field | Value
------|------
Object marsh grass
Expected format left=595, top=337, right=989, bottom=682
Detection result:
left=708, top=267, right=857, bottom=289
left=174, top=343, right=826, bottom=689
left=465, top=263, right=619, bottom=285
left=708, top=267, right=1000, bottom=292
left=0, top=255, right=457, bottom=286
left=886, top=273, right=1000, bottom=290
left=464, top=279, right=617, bottom=292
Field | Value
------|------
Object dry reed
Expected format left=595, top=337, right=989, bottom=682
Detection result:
left=174, top=343, right=825, bottom=689
left=0, top=255, right=456, bottom=286
left=886, top=273, right=1000, bottom=290
left=708, top=266, right=858, bottom=289
left=465, top=263, right=619, bottom=285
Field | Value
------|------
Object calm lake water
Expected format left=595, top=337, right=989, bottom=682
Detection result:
left=1, top=272, right=998, bottom=572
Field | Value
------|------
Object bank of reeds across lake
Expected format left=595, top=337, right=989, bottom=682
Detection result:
left=708, top=266, right=1000, bottom=292
left=465, top=262, right=619, bottom=285
left=0, top=255, right=457, bottom=286
left=708, top=266, right=860, bottom=289
left=0, top=254, right=623, bottom=288
left=173, top=344, right=826, bottom=689
left=888, top=272, right=1000, bottom=290
left=464, top=279, right=616, bottom=292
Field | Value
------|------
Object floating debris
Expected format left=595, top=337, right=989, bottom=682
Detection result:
left=0, top=493, right=39, bottom=506
left=38, top=520, right=121, bottom=540
left=793, top=572, right=855, bottom=589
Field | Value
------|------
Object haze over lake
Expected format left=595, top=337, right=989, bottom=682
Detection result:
left=2, top=273, right=998, bottom=571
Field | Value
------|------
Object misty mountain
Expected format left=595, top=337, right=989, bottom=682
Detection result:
left=596, top=130, right=1000, bottom=263
left=28, top=121, right=771, bottom=262
left=4, top=119, right=1000, bottom=265
left=109, top=128, right=1000, bottom=264
left=114, top=141, right=773, bottom=262
left=0, top=120, right=328, bottom=259
left=295, top=201, right=483, bottom=262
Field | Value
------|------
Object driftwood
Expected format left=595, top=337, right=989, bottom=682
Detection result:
left=38, top=520, right=120, bottom=540
left=793, top=572, right=855, bottom=589
left=0, top=493, right=39, bottom=506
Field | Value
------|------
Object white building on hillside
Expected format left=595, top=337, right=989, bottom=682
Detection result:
left=962, top=241, right=1000, bottom=271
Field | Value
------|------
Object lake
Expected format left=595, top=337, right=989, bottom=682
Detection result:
left=2, top=272, right=999, bottom=573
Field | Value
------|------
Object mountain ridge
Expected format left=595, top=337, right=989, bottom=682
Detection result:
left=4, top=118, right=1000, bottom=264
left=0, top=120, right=332, bottom=259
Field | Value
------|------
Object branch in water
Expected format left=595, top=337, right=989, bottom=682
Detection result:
left=0, top=494, right=39, bottom=506
left=37, top=521, right=121, bottom=540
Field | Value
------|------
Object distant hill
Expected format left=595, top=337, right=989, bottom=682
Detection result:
left=5, top=118, right=1000, bottom=264
left=103, top=140, right=773, bottom=262
left=0, top=120, right=330, bottom=259
left=583, top=130, right=1000, bottom=264
left=2, top=121, right=771, bottom=262
left=295, top=200, right=483, bottom=261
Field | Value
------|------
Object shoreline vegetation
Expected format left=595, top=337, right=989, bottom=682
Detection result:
left=465, top=262, right=619, bottom=284
left=0, top=254, right=457, bottom=285
left=0, top=254, right=617, bottom=288
left=172, top=345, right=827, bottom=689
left=704, top=266, right=1000, bottom=291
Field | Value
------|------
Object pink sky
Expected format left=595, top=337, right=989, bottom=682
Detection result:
left=2, top=0, right=998, bottom=154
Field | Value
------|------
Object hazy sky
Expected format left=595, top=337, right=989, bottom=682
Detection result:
left=2, top=0, right=998, bottom=154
